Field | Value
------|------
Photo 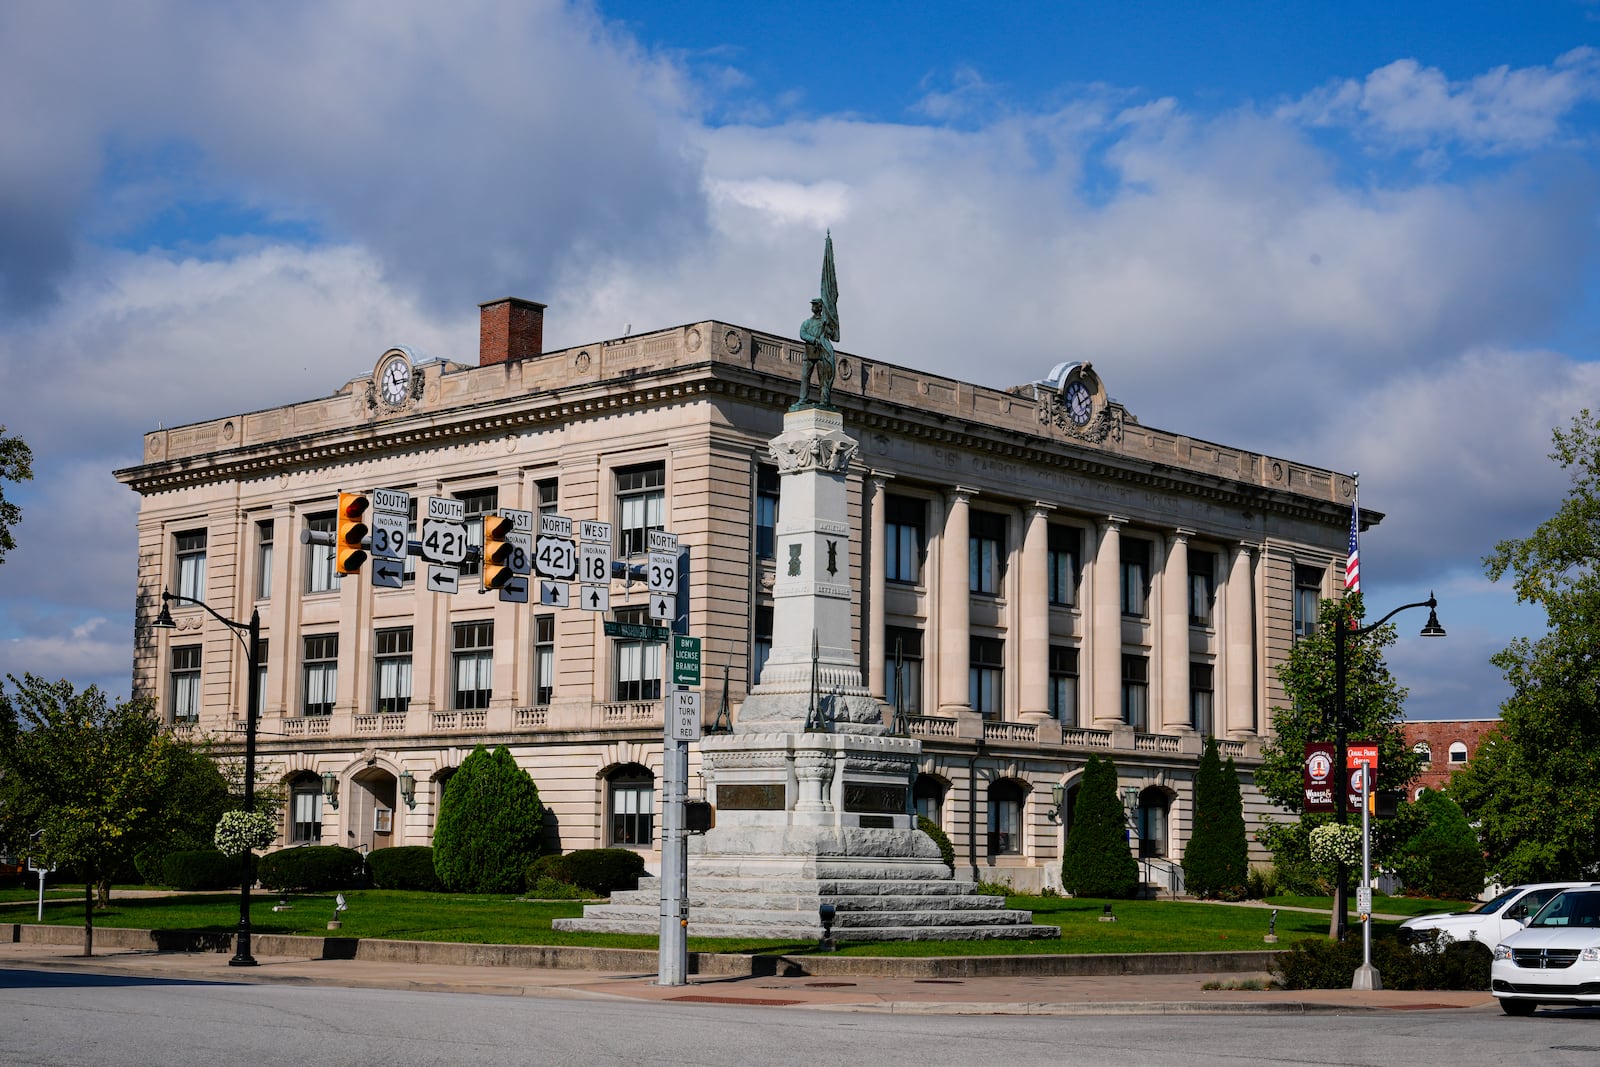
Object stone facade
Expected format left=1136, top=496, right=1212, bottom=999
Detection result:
left=116, top=299, right=1364, bottom=893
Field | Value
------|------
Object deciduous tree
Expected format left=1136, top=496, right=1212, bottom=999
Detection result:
left=0, top=425, right=32, bottom=564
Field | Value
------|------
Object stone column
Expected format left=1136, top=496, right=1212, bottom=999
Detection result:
left=1091, top=516, right=1126, bottom=726
left=938, top=487, right=977, bottom=715
left=867, top=471, right=893, bottom=699
left=1019, top=502, right=1055, bottom=722
left=1224, top=542, right=1258, bottom=737
left=1160, top=528, right=1192, bottom=735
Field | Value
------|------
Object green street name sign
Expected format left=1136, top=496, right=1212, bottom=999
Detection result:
left=672, top=634, right=702, bottom=686
left=603, top=621, right=670, bottom=641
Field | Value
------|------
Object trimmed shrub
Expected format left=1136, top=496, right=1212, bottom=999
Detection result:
left=433, top=745, right=545, bottom=893
left=527, top=876, right=591, bottom=900
left=161, top=849, right=239, bottom=890
left=526, top=848, right=645, bottom=895
left=918, top=816, right=955, bottom=872
left=1062, top=754, right=1139, bottom=899
left=1185, top=740, right=1250, bottom=899
left=256, top=845, right=367, bottom=892
left=1274, top=930, right=1491, bottom=991
left=368, top=846, right=442, bottom=891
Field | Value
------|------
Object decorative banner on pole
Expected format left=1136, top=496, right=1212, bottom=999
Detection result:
left=1346, top=743, right=1379, bottom=811
left=1303, top=742, right=1336, bottom=814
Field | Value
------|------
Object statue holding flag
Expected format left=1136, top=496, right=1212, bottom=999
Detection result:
left=796, top=232, right=840, bottom=410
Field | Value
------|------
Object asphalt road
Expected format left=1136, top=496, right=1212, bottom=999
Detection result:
left=5, top=965, right=1600, bottom=1067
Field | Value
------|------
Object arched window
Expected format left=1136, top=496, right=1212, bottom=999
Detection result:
left=1448, top=741, right=1468, bottom=765
left=986, top=780, right=1026, bottom=855
left=914, top=775, right=946, bottom=826
left=608, top=764, right=655, bottom=847
left=1413, top=741, right=1431, bottom=768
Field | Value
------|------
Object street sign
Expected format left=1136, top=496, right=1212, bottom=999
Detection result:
left=580, top=584, right=610, bottom=612
left=371, top=557, right=404, bottom=588
left=370, top=511, right=407, bottom=560
left=372, top=488, right=410, bottom=515
left=649, top=593, right=674, bottom=622
left=500, top=575, right=529, bottom=604
left=535, top=535, right=577, bottom=579
left=603, top=620, right=670, bottom=641
left=672, top=635, right=702, bottom=686
left=579, top=542, right=611, bottom=585
left=538, top=580, right=570, bottom=607
left=426, top=564, right=459, bottom=594
left=1356, top=886, right=1373, bottom=918
left=578, top=520, right=612, bottom=543
left=503, top=507, right=534, bottom=534
left=539, top=512, right=573, bottom=538
left=647, top=530, right=678, bottom=553
left=507, top=531, right=533, bottom=574
left=647, top=551, right=678, bottom=594
left=426, top=495, right=464, bottom=522
left=421, top=518, right=466, bottom=564
left=669, top=690, right=703, bottom=741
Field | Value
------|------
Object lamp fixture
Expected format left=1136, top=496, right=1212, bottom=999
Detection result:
left=398, top=770, right=416, bottom=810
left=321, top=771, right=340, bottom=809
left=1047, top=782, right=1066, bottom=824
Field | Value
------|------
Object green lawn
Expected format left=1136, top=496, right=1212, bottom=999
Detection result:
left=0, top=886, right=79, bottom=904
left=1263, top=893, right=1475, bottom=919
left=22, top=888, right=1394, bottom=957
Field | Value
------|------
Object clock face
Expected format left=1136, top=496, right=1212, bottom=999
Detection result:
left=1065, top=380, right=1093, bottom=426
left=380, top=357, right=411, bottom=406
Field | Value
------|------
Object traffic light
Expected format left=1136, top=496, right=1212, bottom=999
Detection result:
left=336, top=491, right=369, bottom=575
left=685, top=800, right=715, bottom=834
left=482, top=512, right=515, bottom=590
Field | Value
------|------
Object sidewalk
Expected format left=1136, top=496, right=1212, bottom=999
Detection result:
left=0, top=940, right=1497, bottom=1016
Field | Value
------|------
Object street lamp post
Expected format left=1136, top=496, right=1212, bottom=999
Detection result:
left=1331, top=592, right=1444, bottom=985
left=154, top=590, right=261, bottom=968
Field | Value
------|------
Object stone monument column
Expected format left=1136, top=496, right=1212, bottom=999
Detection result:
left=1092, top=515, right=1126, bottom=727
left=1018, top=502, right=1054, bottom=722
left=1160, top=528, right=1193, bottom=734
left=937, top=487, right=977, bottom=715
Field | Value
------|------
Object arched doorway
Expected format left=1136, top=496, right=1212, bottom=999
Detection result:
left=349, top=768, right=398, bottom=855
left=1136, top=786, right=1170, bottom=858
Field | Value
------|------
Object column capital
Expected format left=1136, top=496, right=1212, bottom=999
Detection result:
left=1103, top=513, right=1129, bottom=530
left=1171, top=526, right=1195, bottom=542
left=868, top=469, right=896, bottom=489
left=1028, top=500, right=1058, bottom=517
left=950, top=485, right=981, bottom=502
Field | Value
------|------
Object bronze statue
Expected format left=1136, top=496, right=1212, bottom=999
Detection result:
left=796, top=232, right=840, bottom=409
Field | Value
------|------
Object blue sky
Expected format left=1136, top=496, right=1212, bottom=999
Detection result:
left=4, top=0, right=1600, bottom=722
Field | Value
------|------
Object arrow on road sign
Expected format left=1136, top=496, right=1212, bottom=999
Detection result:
left=500, top=575, right=529, bottom=604
left=581, top=584, right=609, bottom=611
left=539, top=581, right=570, bottom=606
left=371, top=557, right=403, bottom=588
left=427, top=565, right=459, bottom=594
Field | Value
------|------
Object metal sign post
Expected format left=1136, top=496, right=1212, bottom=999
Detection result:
left=1353, top=749, right=1381, bottom=991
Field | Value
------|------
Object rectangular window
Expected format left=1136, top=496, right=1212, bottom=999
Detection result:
left=969, top=636, right=1004, bottom=718
left=1121, top=654, right=1149, bottom=730
left=452, top=620, right=494, bottom=710
left=456, top=488, right=497, bottom=579
left=885, top=626, right=924, bottom=716
left=534, top=614, right=555, bottom=705
left=969, top=510, right=1007, bottom=596
left=302, top=633, right=338, bottom=716
left=170, top=644, right=201, bottom=723
left=537, top=478, right=559, bottom=520
left=175, top=530, right=207, bottom=601
left=755, top=465, right=780, bottom=560
left=752, top=604, right=774, bottom=684
left=290, top=784, right=323, bottom=844
left=613, top=607, right=663, bottom=701
left=611, top=778, right=655, bottom=847
left=305, top=513, right=338, bottom=593
left=254, top=638, right=268, bottom=719
left=1048, top=525, right=1080, bottom=607
left=375, top=627, right=413, bottom=715
left=1189, top=550, right=1217, bottom=626
left=255, top=520, right=274, bottom=600
left=617, top=463, right=665, bottom=556
left=884, top=494, right=926, bottom=585
left=1190, top=663, right=1215, bottom=737
left=1048, top=645, right=1079, bottom=726
left=1294, top=564, right=1323, bottom=641
left=1121, top=538, right=1151, bottom=618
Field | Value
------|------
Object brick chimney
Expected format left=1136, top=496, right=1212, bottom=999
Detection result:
left=478, top=297, right=547, bottom=366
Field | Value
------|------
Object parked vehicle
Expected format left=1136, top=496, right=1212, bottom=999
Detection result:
left=1397, top=882, right=1596, bottom=947
left=1491, top=886, right=1600, bottom=1015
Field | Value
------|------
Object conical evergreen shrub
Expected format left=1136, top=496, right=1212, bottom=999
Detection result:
left=1062, top=754, right=1139, bottom=898
left=432, top=745, right=546, bottom=893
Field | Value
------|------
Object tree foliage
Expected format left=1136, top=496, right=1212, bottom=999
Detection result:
left=0, top=675, right=186, bottom=954
left=1392, top=789, right=1485, bottom=898
left=1451, top=411, right=1600, bottom=883
left=1062, top=754, right=1139, bottom=899
left=0, top=424, right=32, bottom=565
left=1184, top=738, right=1249, bottom=899
left=432, top=745, right=546, bottom=893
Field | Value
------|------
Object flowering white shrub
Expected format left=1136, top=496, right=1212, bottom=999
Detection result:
left=214, top=810, right=277, bottom=857
left=1308, top=822, right=1362, bottom=867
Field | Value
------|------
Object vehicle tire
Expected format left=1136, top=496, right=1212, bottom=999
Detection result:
left=1498, top=997, right=1536, bottom=1017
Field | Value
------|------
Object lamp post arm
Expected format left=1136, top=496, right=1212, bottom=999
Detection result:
left=1352, top=596, right=1438, bottom=639
left=161, top=590, right=253, bottom=659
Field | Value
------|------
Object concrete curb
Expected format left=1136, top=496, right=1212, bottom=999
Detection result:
left=783, top=949, right=1284, bottom=978
left=844, top=1000, right=1376, bottom=1016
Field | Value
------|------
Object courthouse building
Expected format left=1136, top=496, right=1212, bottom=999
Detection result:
left=116, top=297, right=1364, bottom=892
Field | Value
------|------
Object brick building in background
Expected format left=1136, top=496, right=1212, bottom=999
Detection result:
left=1402, top=719, right=1501, bottom=796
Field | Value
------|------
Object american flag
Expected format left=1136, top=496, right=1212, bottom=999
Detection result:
left=1345, top=499, right=1360, bottom=593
